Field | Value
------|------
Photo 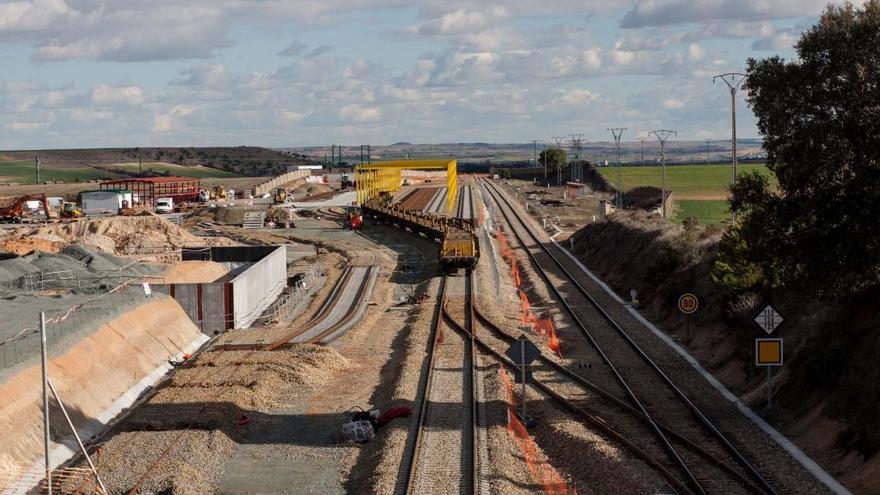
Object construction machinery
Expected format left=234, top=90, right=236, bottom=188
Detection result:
left=0, top=194, right=51, bottom=223
left=344, top=206, right=363, bottom=230
left=212, top=186, right=228, bottom=200
left=61, top=201, right=82, bottom=218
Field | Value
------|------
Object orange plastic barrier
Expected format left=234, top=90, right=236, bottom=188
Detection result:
left=498, top=366, right=578, bottom=495
left=497, top=228, right=564, bottom=357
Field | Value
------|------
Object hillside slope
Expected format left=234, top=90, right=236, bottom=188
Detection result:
left=570, top=213, right=880, bottom=494
left=1, top=146, right=315, bottom=177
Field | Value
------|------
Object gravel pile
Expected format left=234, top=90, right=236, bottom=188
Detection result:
left=63, top=430, right=236, bottom=495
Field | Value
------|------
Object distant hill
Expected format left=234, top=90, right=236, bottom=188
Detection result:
left=1, top=146, right=318, bottom=177
left=285, top=140, right=766, bottom=165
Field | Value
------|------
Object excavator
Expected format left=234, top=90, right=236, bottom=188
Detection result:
left=61, top=201, right=82, bottom=218
left=211, top=185, right=228, bottom=200
left=0, top=194, right=52, bottom=223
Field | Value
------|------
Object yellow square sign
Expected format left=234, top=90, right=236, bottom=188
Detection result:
left=756, top=338, right=783, bottom=366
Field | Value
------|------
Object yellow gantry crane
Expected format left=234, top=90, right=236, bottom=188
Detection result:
left=355, top=159, right=458, bottom=213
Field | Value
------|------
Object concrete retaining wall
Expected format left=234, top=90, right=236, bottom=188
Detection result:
left=157, top=246, right=287, bottom=332
left=254, top=170, right=312, bottom=196
left=229, top=245, right=286, bottom=329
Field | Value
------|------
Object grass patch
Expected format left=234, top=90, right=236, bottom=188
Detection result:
left=675, top=200, right=731, bottom=225
left=0, top=161, right=116, bottom=184
left=599, top=163, right=776, bottom=198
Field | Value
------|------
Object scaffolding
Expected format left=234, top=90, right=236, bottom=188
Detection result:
left=355, top=159, right=457, bottom=213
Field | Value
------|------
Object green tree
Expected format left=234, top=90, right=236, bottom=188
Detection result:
left=539, top=148, right=567, bottom=180
left=735, top=1, right=880, bottom=297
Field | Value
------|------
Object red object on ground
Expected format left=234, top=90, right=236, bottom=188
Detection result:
left=237, top=415, right=251, bottom=426
left=376, top=406, right=412, bottom=426
left=182, top=352, right=192, bottom=360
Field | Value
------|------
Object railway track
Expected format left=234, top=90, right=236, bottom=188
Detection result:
left=480, top=178, right=777, bottom=495
left=397, top=271, right=479, bottom=495
left=256, top=265, right=376, bottom=349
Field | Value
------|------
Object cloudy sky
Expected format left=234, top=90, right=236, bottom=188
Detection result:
left=0, top=0, right=855, bottom=149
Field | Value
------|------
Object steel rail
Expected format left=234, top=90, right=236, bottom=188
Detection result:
left=395, top=275, right=445, bottom=495
left=442, top=307, right=694, bottom=495
left=264, top=266, right=353, bottom=350
left=472, top=306, right=766, bottom=493
left=478, top=179, right=705, bottom=493
left=306, top=266, right=375, bottom=344
left=482, top=178, right=776, bottom=495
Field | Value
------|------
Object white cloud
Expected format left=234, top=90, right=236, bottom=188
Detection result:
left=90, top=84, right=145, bottom=105
left=621, top=0, right=839, bottom=28
left=338, top=104, right=381, bottom=123
left=662, top=97, right=684, bottom=109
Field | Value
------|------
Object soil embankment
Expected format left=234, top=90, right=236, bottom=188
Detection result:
left=0, top=296, right=203, bottom=488
left=570, top=213, right=880, bottom=494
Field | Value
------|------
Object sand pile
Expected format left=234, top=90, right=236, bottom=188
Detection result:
left=293, top=183, right=331, bottom=196
left=152, top=261, right=228, bottom=284
left=0, top=216, right=231, bottom=256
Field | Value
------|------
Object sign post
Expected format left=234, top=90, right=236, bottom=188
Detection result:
left=754, top=305, right=784, bottom=335
left=677, top=293, right=698, bottom=342
left=506, top=335, right=540, bottom=427
left=755, top=338, right=783, bottom=408
left=754, top=304, right=784, bottom=409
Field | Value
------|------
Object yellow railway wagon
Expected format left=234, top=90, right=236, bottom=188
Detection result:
left=440, top=231, right=479, bottom=271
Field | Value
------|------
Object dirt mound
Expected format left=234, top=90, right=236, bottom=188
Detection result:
left=0, top=216, right=232, bottom=256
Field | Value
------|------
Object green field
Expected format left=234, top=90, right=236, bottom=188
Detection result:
left=0, top=160, right=237, bottom=184
left=106, top=162, right=238, bottom=178
left=598, top=163, right=776, bottom=225
left=0, top=161, right=113, bottom=184
left=599, top=163, right=775, bottom=198
left=675, top=200, right=731, bottom=225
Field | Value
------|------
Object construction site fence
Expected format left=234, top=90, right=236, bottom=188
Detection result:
left=253, top=169, right=312, bottom=196
left=253, top=263, right=323, bottom=326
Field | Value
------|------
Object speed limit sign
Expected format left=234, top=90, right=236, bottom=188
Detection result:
left=678, top=293, right=699, bottom=314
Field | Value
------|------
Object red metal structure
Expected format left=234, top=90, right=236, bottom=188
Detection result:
left=99, top=176, right=200, bottom=206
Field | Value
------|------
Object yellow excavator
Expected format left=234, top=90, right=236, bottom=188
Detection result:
left=61, top=201, right=82, bottom=218
left=212, top=185, right=228, bottom=200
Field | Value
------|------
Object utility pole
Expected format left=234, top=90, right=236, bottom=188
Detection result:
left=40, top=312, right=51, bottom=495
left=552, top=136, right=565, bottom=186
left=713, top=72, right=746, bottom=186
left=531, top=140, right=539, bottom=168
left=569, top=133, right=584, bottom=181
left=640, top=138, right=645, bottom=167
left=542, top=143, right=548, bottom=183
left=35, top=157, right=40, bottom=184
left=608, top=128, right=626, bottom=209
left=648, top=129, right=677, bottom=219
